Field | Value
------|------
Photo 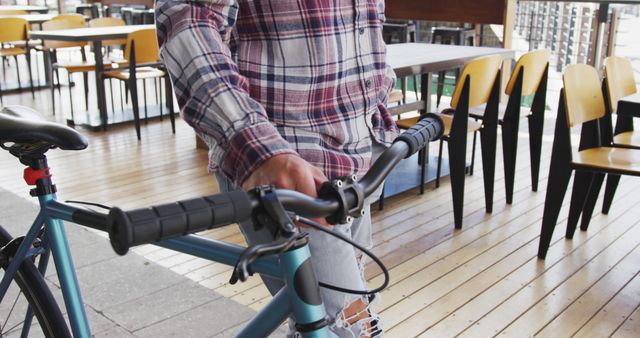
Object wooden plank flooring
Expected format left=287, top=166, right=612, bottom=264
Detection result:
left=1, top=66, right=640, bottom=337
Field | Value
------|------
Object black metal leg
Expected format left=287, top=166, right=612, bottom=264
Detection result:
left=565, top=171, right=593, bottom=239
left=165, top=74, right=175, bottom=134
left=129, top=78, right=141, bottom=140
left=436, top=138, right=444, bottom=188
left=480, top=124, right=497, bottom=214
left=602, top=174, right=621, bottom=214
left=142, top=79, right=148, bottom=122
left=501, top=118, right=520, bottom=204
left=67, top=73, right=75, bottom=125
left=83, top=72, right=89, bottom=110
left=528, top=112, right=544, bottom=192
left=579, top=173, right=605, bottom=231
left=448, top=133, right=467, bottom=229
left=25, top=48, right=34, bottom=98
left=14, top=56, right=22, bottom=90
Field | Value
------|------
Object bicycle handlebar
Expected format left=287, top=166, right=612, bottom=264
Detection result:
left=107, top=115, right=443, bottom=255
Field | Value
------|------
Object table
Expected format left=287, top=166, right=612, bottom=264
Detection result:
left=0, top=5, right=49, bottom=13
left=380, top=43, right=514, bottom=203
left=386, top=43, right=515, bottom=115
left=29, top=25, right=155, bottom=130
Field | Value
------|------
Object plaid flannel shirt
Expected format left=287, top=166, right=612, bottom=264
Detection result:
left=156, top=0, right=398, bottom=185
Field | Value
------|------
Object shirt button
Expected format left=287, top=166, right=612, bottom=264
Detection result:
left=359, top=27, right=365, bottom=35
left=365, top=79, right=372, bottom=88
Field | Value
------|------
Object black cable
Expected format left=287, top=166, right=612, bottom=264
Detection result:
left=294, top=215, right=390, bottom=296
left=65, top=200, right=111, bottom=210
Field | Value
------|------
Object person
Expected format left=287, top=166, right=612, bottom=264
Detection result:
left=156, top=1, right=398, bottom=336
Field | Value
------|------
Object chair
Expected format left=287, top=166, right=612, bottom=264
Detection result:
left=537, top=64, right=640, bottom=259
left=571, top=56, right=640, bottom=232
left=41, top=19, right=94, bottom=121
left=469, top=50, right=550, bottom=204
left=0, top=17, right=34, bottom=103
left=0, top=9, right=28, bottom=15
left=102, top=28, right=175, bottom=140
left=600, top=56, right=640, bottom=213
left=52, top=13, right=86, bottom=25
left=396, top=55, right=502, bottom=229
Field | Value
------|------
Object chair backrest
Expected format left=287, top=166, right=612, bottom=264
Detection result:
left=89, top=17, right=127, bottom=46
left=52, top=13, right=86, bottom=26
left=450, top=55, right=502, bottom=108
left=604, top=56, right=638, bottom=113
left=0, top=17, right=28, bottom=43
left=123, top=28, right=160, bottom=64
left=0, top=9, right=28, bottom=15
left=562, top=64, right=606, bottom=127
left=505, top=49, right=551, bottom=96
left=41, top=19, right=88, bottom=49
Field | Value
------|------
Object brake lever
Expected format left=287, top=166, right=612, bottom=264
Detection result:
left=229, top=234, right=309, bottom=284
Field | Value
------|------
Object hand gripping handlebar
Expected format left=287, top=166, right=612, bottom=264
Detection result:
left=106, top=115, right=444, bottom=255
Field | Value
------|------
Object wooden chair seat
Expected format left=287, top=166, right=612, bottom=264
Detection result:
left=0, top=47, right=26, bottom=57
left=401, top=113, right=483, bottom=136
left=613, top=131, right=640, bottom=147
left=388, top=89, right=404, bottom=105
left=574, top=147, right=640, bottom=173
left=103, top=67, right=165, bottom=81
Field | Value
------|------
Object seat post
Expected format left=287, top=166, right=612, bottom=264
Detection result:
left=19, top=154, right=57, bottom=197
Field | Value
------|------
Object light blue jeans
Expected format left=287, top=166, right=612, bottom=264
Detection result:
left=215, top=142, right=385, bottom=337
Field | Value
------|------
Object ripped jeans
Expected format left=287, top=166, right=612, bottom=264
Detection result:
left=214, top=142, right=385, bottom=337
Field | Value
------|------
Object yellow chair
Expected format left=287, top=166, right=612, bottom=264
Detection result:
left=88, top=17, right=127, bottom=48
left=469, top=50, right=550, bottom=204
left=599, top=56, right=640, bottom=215
left=52, top=13, right=86, bottom=26
left=396, top=55, right=502, bottom=229
left=0, top=9, right=28, bottom=15
left=41, top=19, right=91, bottom=121
left=538, top=64, right=640, bottom=259
left=0, top=17, right=34, bottom=103
left=575, top=56, right=640, bottom=229
left=102, top=28, right=175, bottom=140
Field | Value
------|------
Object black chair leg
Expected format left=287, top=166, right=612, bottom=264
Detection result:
left=602, top=174, right=621, bottom=214
left=528, top=113, right=544, bottom=192
left=565, top=171, right=593, bottom=239
left=14, top=56, right=22, bottom=90
left=436, top=138, right=444, bottom=188
left=448, top=132, right=467, bottom=229
left=502, top=119, right=519, bottom=205
left=579, top=173, right=605, bottom=231
left=480, top=125, right=497, bottom=214
left=67, top=73, right=75, bottom=125
left=109, top=79, right=115, bottom=114
left=436, top=70, right=446, bottom=108
left=538, top=94, right=573, bottom=259
left=25, top=49, right=35, bottom=98
left=165, top=74, right=176, bottom=134
left=83, top=72, right=89, bottom=110
left=129, top=78, right=141, bottom=140
left=469, top=130, right=477, bottom=176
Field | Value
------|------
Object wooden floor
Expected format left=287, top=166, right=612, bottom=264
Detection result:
left=2, top=63, right=640, bottom=337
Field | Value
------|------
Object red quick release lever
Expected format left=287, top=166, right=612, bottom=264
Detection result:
left=23, top=167, right=52, bottom=186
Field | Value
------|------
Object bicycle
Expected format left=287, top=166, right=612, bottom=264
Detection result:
left=0, top=105, right=443, bottom=337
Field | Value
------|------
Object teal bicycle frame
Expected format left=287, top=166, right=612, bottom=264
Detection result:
left=0, top=189, right=337, bottom=338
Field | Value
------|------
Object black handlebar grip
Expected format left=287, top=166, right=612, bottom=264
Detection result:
left=107, top=190, right=253, bottom=255
left=394, top=113, right=444, bottom=158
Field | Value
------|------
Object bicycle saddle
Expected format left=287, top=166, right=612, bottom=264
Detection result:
left=0, top=106, right=88, bottom=151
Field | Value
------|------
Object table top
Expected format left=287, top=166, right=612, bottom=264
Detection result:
left=0, top=5, right=48, bottom=13
left=386, top=43, right=515, bottom=77
left=0, top=13, right=82, bottom=24
left=29, top=24, right=155, bottom=42
left=617, top=92, right=640, bottom=117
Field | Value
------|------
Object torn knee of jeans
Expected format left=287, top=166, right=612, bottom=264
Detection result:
left=332, top=295, right=383, bottom=337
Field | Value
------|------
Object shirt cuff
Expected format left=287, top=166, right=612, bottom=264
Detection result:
left=219, top=123, right=297, bottom=186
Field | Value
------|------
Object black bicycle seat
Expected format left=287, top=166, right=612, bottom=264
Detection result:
left=0, top=106, right=88, bottom=151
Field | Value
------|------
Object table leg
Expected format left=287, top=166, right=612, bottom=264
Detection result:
left=419, top=73, right=433, bottom=114
left=93, top=40, right=107, bottom=131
